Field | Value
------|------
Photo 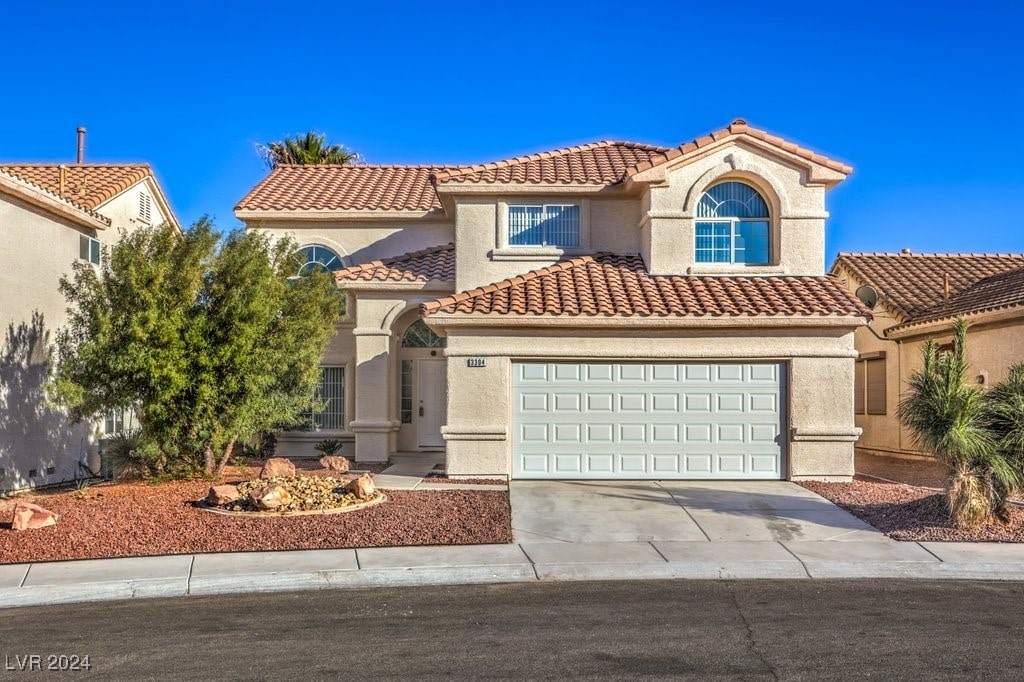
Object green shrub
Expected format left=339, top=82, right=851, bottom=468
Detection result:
left=314, top=438, right=343, bottom=456
left=103, top=429, right=161, bottom=480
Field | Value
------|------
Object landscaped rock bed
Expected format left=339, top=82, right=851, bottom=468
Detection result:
left=0, top=462, right=512, bottom=564
left=204, top=475, right=385, bottom=515
left=801, top=476, right=1024, bottom=542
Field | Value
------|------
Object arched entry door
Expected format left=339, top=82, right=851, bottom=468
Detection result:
left=399, top=320, right=447, bottom=449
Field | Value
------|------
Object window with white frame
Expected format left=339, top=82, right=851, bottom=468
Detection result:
left=294, top=245, right=344, bottom=276
left=103, top=407, right=137, bottom=436
left=507, top=204, right=580, bottom=247
left=139, top=192, right=153, bottom=224
left=695, top=182, right=770, bottom=265
left=307, top=366, right=346, bottom=430
left=79, top=235, right=100, bottom=265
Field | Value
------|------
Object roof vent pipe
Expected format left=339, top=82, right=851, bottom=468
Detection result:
left=58, top=165, right=67, bottom=197
left=943, top=273, right=950, bottom=305
left=901, top=248, right=912, bottom=255
left=76, top=127, right=86, bottom=164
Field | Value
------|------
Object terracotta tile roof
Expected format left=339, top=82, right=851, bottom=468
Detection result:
left=234, top=165, right=462, bottom=212
left=0, top=164, right=152, bottom=211
left=623, top=119, right=853, bottom=177
left=832, top=252, right=1024, bottom=321
left=430, top=141, right=671, bottom=185
left=888, top=265, right=1024, bottom=331
left=335, top=243, right=454, bottom=285
left=421, top=253, right=871, bottom=319
left=0, top=168, right=112, bottom=226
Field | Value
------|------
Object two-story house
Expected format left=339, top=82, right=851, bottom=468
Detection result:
left=0, top=147, right=179, bottom=491
left=236, top=119, right=870, bottom=481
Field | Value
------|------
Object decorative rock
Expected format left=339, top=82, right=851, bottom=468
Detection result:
left=347, top=474, right=376, bottom=500
left=11, top=501, right=58, bottom=531
left=250, top=483, right=293, bottom=510
left=259, top=457, right=295, bottom=479
left=319, top=455, right=350, bottom=472
left=206, top=484, right=241, bottom=506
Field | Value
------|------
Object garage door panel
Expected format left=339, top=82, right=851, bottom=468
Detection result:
left=513, top=362, right=784, bottom=480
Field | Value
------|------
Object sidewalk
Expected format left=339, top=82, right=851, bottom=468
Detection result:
left=3, top=538, right=1024, bottom=609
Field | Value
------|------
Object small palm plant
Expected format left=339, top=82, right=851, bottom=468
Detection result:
left=314, top=438, right=344, bottom=456
left=987, top=363, right=1024, bottom=488
left=259, top=131, right=358, bottom=169
left=897, top=317, right=1020, bottom=527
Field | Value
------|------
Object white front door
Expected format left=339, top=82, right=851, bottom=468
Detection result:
left=418, top=359, right=447, bottom=448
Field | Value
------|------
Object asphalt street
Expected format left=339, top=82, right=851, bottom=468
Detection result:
left=1, top=579, right=1023, bottom=680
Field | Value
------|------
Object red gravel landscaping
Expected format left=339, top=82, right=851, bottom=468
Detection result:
left=0, top=467, right=512, bottom=564
left=801, top=476, right=1024, bottom=542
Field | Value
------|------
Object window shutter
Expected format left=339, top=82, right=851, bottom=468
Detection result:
left=866, top=359, right=887, bottom=415
left=854, top=360, right=865, bottom=415
left=139, top=193, right=153, bottom=223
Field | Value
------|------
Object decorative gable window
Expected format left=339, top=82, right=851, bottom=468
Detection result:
left=79, top=235, right=100, bottom=265
left=695, top=182, right=770, bottom=265
left=295, top=245, right=344, bottom=276
left=402, top=320, right=446, bottom=348
left=138, top=192, right=153, bottom=224
left=508, top=204, right=580, bottom=247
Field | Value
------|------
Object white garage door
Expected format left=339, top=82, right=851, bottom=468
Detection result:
left=512, top=362, right=784, bottom=480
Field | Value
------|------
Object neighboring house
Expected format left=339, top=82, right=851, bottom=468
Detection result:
left=237, top=119, right=871, bottom=481
left=831, top=251, right=1024, bottom=460
left=0, top=161, right=179, bottom=491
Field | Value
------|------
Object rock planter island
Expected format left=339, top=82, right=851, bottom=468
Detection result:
left=201, top=473, right=385, bottom=517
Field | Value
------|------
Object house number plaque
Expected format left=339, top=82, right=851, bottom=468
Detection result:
left=467, top=357, right=486, bottom=368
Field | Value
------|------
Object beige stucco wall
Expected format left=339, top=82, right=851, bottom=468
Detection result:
left=93, top=180, right=171, bottom=238
left=248, top=219, right=454, bottom=269
left=0, top=193, right=104, bottom=490
left=452, top=195, right=641, bottom=291
left=642, top=140, right=831, bottom=277
left=438, top=325, right=861, bottom=481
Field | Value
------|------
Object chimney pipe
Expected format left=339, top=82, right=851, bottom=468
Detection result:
left=76, top=127, right=86, bottom=164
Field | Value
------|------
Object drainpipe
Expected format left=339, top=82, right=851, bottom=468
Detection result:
left=76, top=127, right=86, bottom=164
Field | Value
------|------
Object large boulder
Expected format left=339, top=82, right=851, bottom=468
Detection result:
left=206, top=484, right=241, bottom=506
left=250, top=483, right=293, bottom=510
left=347, top=474, right=376, bottom=501
left=259, top=457, right=296, bottom=479
left=11, top=501, right=58, bottom=531
left=319, top=455, right=350, bottom=473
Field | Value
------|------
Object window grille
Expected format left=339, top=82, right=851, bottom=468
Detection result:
left=308, top=366, right=346, bottom=430
left=695, top=182, right=770, bottom=265
left=508, top=204, right=580, bottom=247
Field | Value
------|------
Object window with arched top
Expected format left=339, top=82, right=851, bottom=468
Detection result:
left=295, top=245, right=344, bottom=276
left=401, top=320, right=446, bottom=348
left=695, top=181, right=770, bottom=265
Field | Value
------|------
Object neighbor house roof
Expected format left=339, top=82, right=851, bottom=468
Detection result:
left=831, top=252, right=1024, bottom=322
left=235, top=120, right=850, bottom=214
left=888, top=265, right=1024, bottom=333
left=0, top=164, right=153, bottom=211
left=0, top=168, right=112, bottom=228
left=234, top=165, right=462, bottom=212
left=421, top=253, right=871, bottom=319
left=335, top=243, right=455, bottom=284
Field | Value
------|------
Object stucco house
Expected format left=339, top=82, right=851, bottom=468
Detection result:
left=0, top=154, right=179, bottom=491
left=830, top=251, right=1024, bottom=460
left=237, top=119, right=871, bottom=481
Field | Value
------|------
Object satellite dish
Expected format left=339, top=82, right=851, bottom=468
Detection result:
left=855, top=285, right=878, bottom=309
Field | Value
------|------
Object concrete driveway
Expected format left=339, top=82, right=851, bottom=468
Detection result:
left=510, top=480, right=885, bottom=544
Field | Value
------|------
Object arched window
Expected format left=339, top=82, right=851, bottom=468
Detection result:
left=295, top=245, right=344, bottom=276
left=401, top=320, right=446, bottom=348
left=695, top=182, right=770, bottom=265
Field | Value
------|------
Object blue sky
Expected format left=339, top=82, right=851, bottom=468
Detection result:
left=2, top=0, right=1022, bottom=259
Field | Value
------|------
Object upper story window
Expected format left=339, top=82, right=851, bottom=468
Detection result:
left=295, top=245, right=343, bottom=276
left=695, top=182, right=770, bottom=265
left=79, top=235, right=100, bottom=266
left=138, top=192, right=153, bottom=224
left=508, top=204, right=580, bottom=247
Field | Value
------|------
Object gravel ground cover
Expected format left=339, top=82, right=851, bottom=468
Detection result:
left=0, top=462, right=512, bottom=564
left=801, top=476, right=1024, bottom=542
left=854, top=452, right=947, bottom=488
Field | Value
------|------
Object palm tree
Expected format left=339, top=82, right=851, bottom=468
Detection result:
left=259, top=131, right=358, bottom=169
left=897, top=317, right=1020, bottom=527
left=987, top=363, right=1024, bottom=475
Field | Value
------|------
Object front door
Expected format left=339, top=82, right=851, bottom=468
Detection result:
left=418, top=359, right=447, bottom=448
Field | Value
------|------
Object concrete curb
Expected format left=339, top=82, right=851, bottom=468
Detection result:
left=3, top=540, right=1024, bottom=609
